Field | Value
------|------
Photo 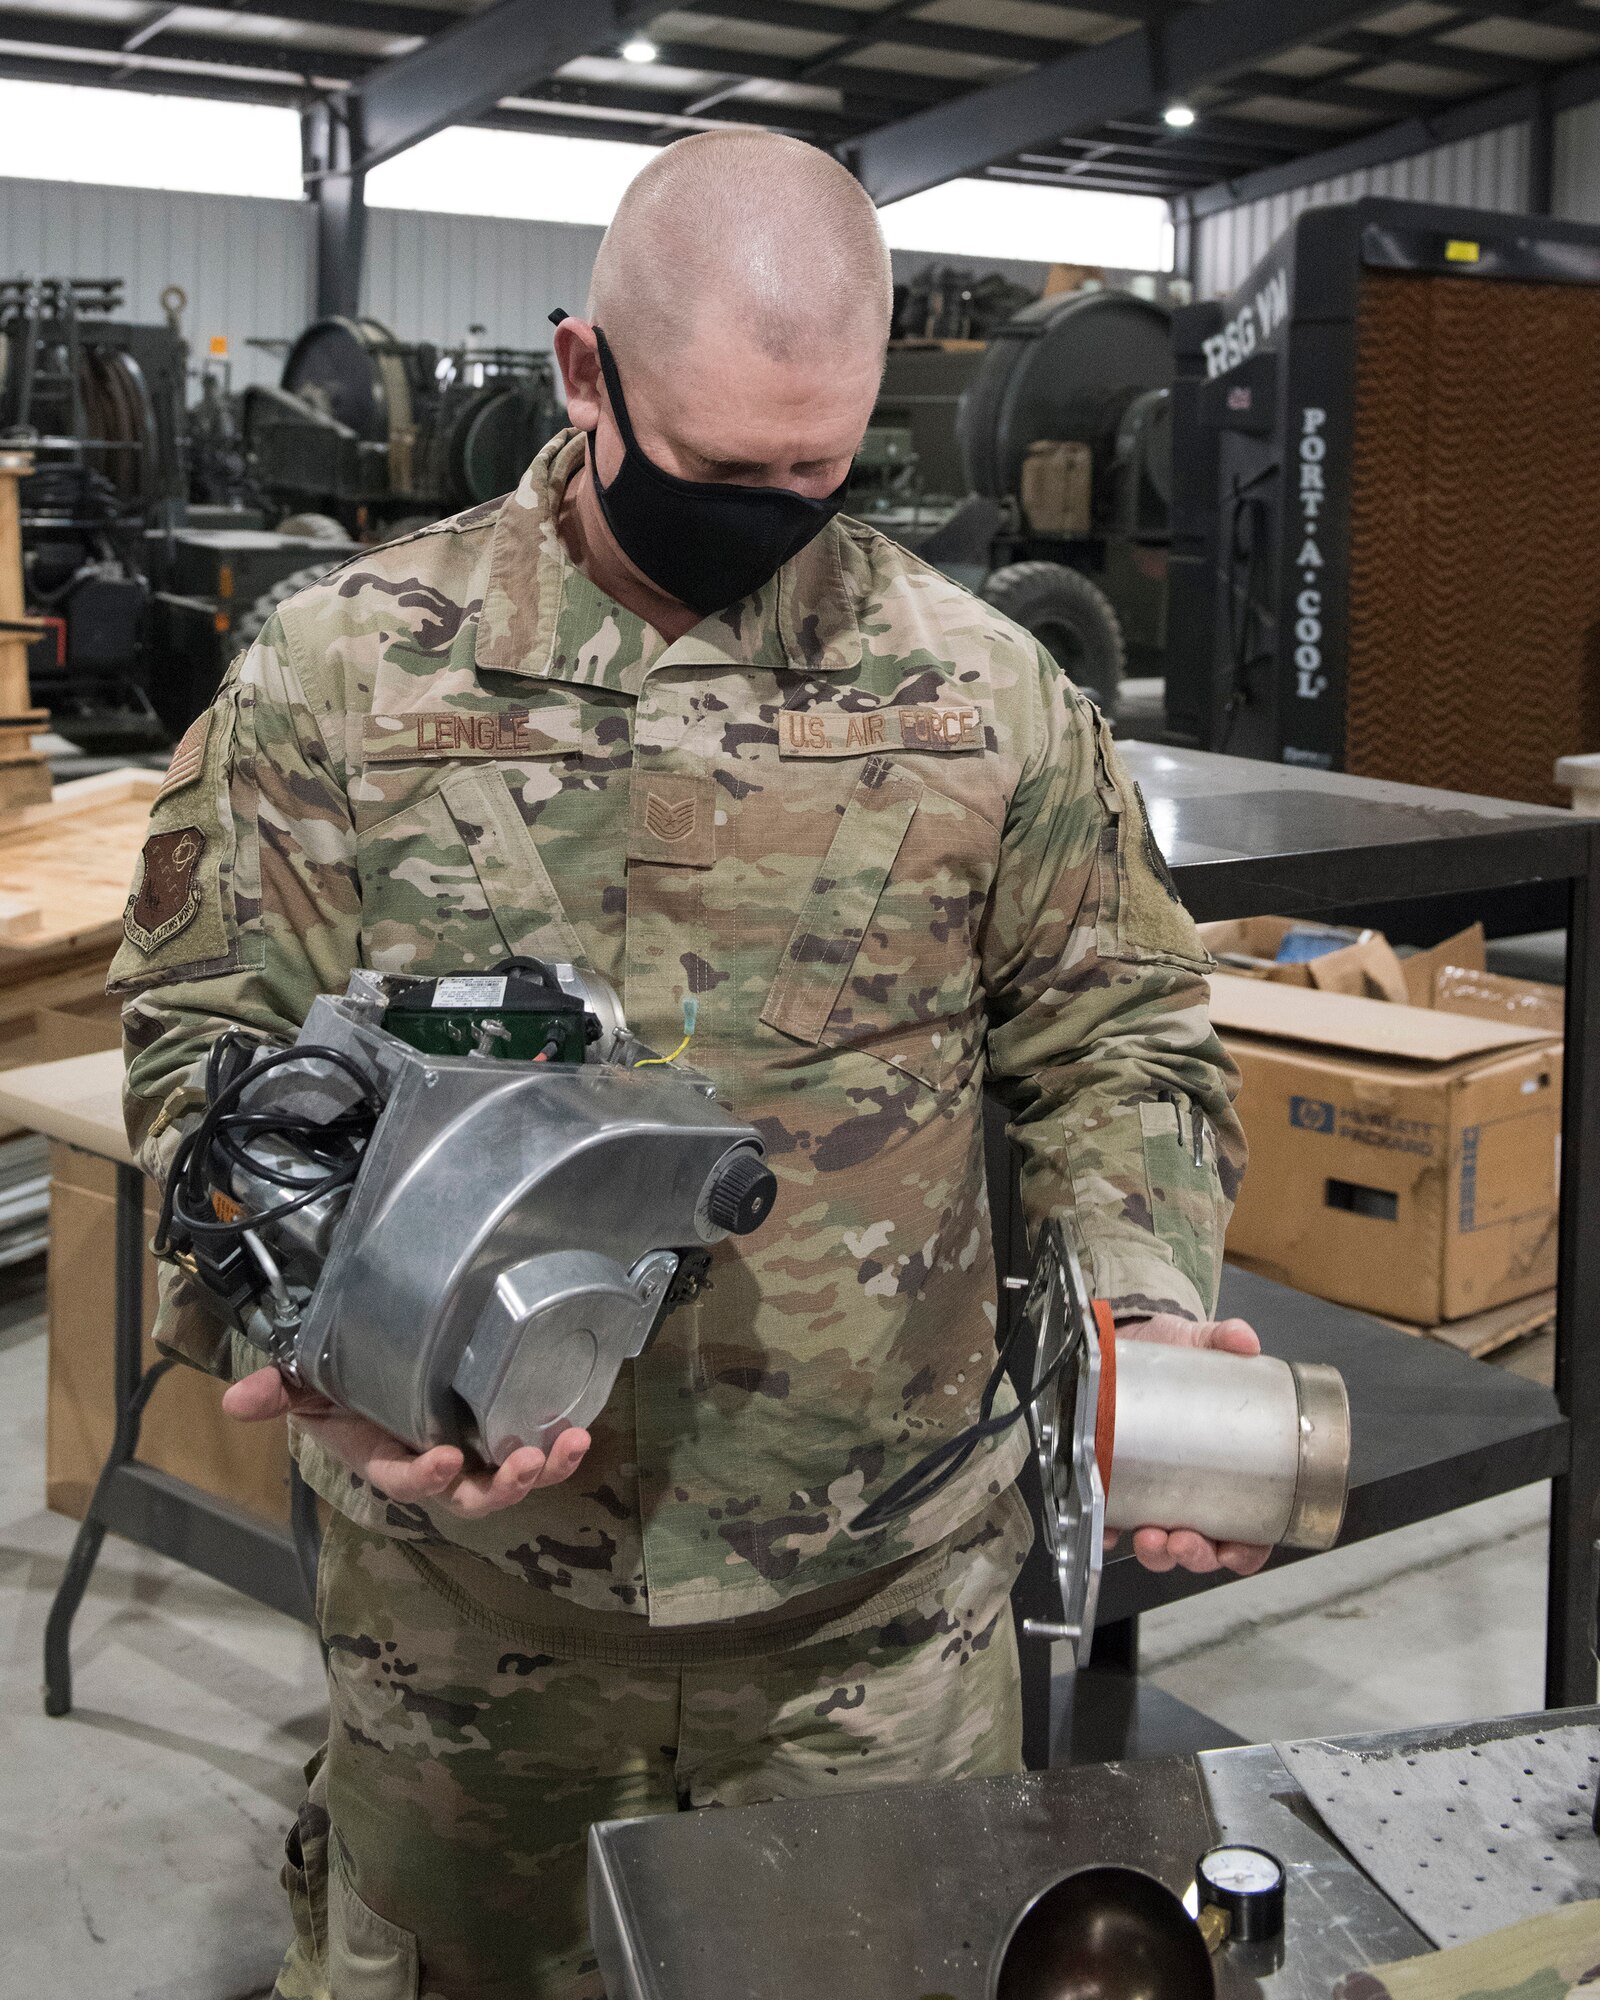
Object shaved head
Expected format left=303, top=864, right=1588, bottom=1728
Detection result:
left=587, top=128, right=892, bottom=378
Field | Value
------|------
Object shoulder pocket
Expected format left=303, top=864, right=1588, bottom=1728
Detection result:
left=1089, top=709, right=1212, bottom=973
left=761, top=758, right=920, bottom=1045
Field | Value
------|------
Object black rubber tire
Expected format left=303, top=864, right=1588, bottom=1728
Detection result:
left=981, top=560, right=1125, bottom=711
left=232, top=562, right=342, bottom=654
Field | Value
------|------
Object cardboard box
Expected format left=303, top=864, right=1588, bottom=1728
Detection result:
left=1199, top=916, right=1410, bottom=1003
left=1214, top=974, right=1561, bottom=1324
left=45, top=1140, right=291, bottom=1525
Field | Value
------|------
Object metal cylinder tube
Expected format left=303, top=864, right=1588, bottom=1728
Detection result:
left=1102, top=1342, right=1349, bottom=1551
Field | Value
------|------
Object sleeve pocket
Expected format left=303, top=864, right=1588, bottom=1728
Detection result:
left=760, top=757, right=920, bottom=1045
left=1088, top=709, right=1213, bottom=972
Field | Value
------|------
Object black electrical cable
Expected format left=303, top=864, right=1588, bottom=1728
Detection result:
left=851, top=1309, right=1077, bottom=1535
left=155, top=1033, right=384, bottom=1277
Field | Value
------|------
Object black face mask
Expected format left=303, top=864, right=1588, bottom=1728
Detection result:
left=552, top=311, right=848, bottom=618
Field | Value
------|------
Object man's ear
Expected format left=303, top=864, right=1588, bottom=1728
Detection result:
left=554, top=319, right=603, bottom=430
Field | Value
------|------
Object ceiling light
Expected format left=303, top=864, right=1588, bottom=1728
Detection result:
left=621, top=36, right=659, bottom=63
left=1163, top=103, right=1196, bottom=128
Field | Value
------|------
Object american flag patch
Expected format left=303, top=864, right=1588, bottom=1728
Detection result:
left=155, top=710, right=212, bottom=803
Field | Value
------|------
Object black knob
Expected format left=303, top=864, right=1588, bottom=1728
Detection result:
left=707, top=1151, right=777, bottom=1235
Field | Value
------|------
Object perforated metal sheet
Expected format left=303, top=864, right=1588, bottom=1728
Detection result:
left=1279, top=1718, right=1600, bottom=1948
left=1347, top=269, right=1600, bottom=807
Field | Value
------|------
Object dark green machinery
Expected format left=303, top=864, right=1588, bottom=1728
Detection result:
left=852, top=289, right=1176, bottom=711
left=242, top=316, right=562, bottom=542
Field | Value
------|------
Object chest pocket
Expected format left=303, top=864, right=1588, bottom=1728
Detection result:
left=760, top=756, right=986, bottom=1093
left=357, top=764, right=585, bottom=976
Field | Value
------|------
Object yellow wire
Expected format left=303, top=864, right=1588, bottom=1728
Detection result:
left=636, top=1034, right=692, bottom=1068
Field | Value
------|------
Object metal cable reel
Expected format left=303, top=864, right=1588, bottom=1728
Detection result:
left=158, top=961, right=777, bottom=1466
left=1021, top=1220, right=1353, bottom=1669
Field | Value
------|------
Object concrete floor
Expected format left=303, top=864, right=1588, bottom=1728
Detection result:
left=0, top=1266, right=1566, bottom=1999
left=0, top=1265, right=323, bottom=2000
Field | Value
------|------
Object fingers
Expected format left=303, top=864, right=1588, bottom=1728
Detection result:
left=222, top=1367, right=296, bottom=1422
left=1163, top=1529, right=1223, bottom=1574
left=1129, top=1526, right=1274, bottom=1575
left=1131, top=1526, right=1179, bottom=1572
left=537, top=1428, right=591, bottom=1487
left=1217, top=1540, right=1272, bottom=1576
left=357, top=1434, right=465, bottom=1501
left=1205, top=1316, right=1261, bottom=1357
left=435, top=1429, right=593, bottom=1520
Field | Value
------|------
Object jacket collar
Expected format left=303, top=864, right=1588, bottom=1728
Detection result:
left=473, top=427, right=864, bottom=684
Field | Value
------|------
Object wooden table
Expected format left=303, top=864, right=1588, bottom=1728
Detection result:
left=0, top=1050, right=318, bottom=1716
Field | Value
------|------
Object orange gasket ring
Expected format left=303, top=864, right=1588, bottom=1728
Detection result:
left=1092, top=1298, right=1117, bottom=1490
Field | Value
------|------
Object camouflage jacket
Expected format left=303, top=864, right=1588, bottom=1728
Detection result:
left=114, top=429, right=1244, bottom=1627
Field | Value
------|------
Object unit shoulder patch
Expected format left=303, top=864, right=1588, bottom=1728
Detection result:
left=125, top=826, right=207, bottom=953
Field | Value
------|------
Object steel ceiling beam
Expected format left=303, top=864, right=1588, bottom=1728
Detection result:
left=1186, top=51, right=1600, bottom=216
left=349, top=0, right=654, bottom=172
left=669, top=0, right=1165, bottom=44
left=526, top=74, right=865, bottom=142
left=0, top=7, right=371, bottom=80
left=841, top=0, right=1404, bottom=202
left=230, top=0, right=453, bottom=35
left=0, top=45, right=311, bottom=106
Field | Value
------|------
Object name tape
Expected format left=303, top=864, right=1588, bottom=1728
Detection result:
left=779, top=704, right=982, bottom=758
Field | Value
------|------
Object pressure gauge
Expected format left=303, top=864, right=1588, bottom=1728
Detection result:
left=1195, top=1844, right=1286, bottom=1943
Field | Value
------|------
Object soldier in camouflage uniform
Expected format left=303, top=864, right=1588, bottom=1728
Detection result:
left=115, top=133, right=1254, bottom=1999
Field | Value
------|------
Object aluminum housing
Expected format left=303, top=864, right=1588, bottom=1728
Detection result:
left=241, top=979, right=769, bottom=1463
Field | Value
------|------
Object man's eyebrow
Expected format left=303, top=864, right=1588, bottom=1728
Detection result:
left=685, top=449, right=766, bottom=476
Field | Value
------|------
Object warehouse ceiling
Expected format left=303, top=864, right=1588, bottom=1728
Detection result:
left=2, top=0, right=1599, bottom=200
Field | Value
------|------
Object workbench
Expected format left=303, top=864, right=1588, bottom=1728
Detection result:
left=588, top=1705, right=1600, bottom=2000
left=0, top=1048, right=320, bottom=1715
left=992, top=746, right=1594, bottom=1764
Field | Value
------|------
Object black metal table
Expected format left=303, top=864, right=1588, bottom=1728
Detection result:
left=587, top=1705, right=1600, bottom=2000
left=40, top=1155, right=318, bottom=1715
left=991, top=746, right=1598, bottom=1763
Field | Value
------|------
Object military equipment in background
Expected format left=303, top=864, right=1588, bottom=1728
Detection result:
left=0, top=277, right=356, bottom=750
left=242, top=316, right=563, bottom=540
left=1165, top=195, right=1600, bottom=805
left=852, top=287, right=1176, bottom=712
left=892, top=262, right=1037, bottom=343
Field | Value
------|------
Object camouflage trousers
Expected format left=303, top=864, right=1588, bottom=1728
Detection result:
left=274, top=1490, right=1030, bottom=2000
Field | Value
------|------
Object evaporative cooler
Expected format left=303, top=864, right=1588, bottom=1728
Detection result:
left=1165, top=196, right=1600, bottom=806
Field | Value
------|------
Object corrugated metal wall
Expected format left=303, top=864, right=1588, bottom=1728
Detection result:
left=0, top=176, right=311, bottom=387
left=363, top=209, right=605, bottom=353
left=1193, top=124, right=1532, bottom=298
left=1555, top=98, right=1600, bottom=225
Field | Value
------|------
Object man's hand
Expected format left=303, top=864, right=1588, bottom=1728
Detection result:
left=222, top=1366, right=591, bottom=1520
left=1108, top=1314, right=1272, bottom=1579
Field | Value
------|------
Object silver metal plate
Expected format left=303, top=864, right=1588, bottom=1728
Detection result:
left=1023, top=1218, right=1104, bottom=1668
left=1277, top=1717, right=1600, bottom=1947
